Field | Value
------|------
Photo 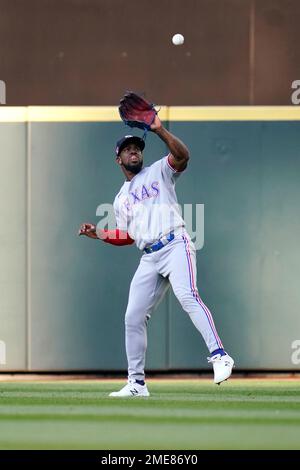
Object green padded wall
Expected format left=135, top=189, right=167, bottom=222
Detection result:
left=168, top=121, right=300, bottom=369
left=0, top=123, right=27, bottom=369
left=28, top=123, right=170, bottom=370
left=0, top=109, right=299, bottom=371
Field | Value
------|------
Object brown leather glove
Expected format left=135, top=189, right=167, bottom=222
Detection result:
left=119, top=91, right=157, bottom=131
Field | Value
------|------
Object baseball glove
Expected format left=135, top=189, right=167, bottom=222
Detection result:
left=119, top=91, right=157, bottom=131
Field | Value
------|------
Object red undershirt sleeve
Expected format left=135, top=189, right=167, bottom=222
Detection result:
left=98, top=229, right=135, bottom=246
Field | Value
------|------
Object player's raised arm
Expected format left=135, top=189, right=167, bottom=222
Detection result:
left=151, top=115, right=190, bottom=172
left=118, top=92, right=189, bottom=172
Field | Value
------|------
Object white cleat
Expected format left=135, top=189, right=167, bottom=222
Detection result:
left=208, top=353, right=234, bottom=385
left=109, top=380, right=150, bottom=397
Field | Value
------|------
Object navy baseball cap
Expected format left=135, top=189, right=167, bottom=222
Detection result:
left=115, top=135, right=145, bottom=156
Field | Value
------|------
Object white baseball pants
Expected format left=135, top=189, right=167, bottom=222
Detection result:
left=125, top=231, right=224, bottom=381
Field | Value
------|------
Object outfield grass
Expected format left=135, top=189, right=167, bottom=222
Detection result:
left=0, top=379, right=299, bottom=449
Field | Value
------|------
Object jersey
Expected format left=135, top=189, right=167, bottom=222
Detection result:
left=113, top=154, right=186, bottom=250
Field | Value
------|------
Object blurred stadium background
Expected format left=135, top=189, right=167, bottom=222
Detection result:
left=0, top=0, right=300, bottom=374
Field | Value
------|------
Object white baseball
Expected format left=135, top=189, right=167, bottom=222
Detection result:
left=172, top=33, right=184, bottom=46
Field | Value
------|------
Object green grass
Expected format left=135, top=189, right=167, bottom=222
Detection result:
left=0, top=379, right=299, bottom=449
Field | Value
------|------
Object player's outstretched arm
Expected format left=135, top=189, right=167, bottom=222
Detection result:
left=150, top=115, right=189, bottom=171
left=78, top=223, right=134, bottom=246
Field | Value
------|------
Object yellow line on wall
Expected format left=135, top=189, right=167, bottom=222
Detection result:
left=169, top=106, right=300, bottom=121
left=0, top=106, right=300, bottom=122
left=28, top=106, right=120, bottom=122
left=0, top=106, right=169, bottom=122
left=0, top=107, right=28, bottom=122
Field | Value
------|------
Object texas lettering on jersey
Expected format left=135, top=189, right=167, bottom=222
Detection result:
left=124, top=181, right=160, bottom=211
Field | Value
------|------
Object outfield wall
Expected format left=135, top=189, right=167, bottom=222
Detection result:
left=0, top=106, right=300, bottom=371
left=1, top=0, right=300, bottom=106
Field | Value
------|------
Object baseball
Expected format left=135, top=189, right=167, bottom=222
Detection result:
left=172, top=33, right=184, bottom=46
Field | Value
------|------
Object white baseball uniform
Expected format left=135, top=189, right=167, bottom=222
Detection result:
left=113, top=154, right=224, bottom=381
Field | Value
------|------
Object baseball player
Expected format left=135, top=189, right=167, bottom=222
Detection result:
left=79, top=111, right=234, bottom=397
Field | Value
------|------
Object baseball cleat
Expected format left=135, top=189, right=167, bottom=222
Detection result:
left=109, top=380, right=150, bottom=397
left=207, top=353, right=234, bottom=385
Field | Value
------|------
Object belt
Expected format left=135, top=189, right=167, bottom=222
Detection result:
left=143, top=232, right=175, bottom=254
